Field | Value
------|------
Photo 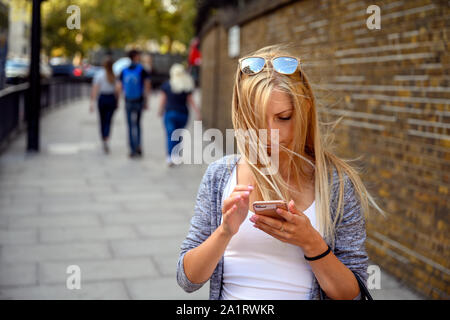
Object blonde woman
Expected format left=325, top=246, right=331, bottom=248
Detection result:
left=158, top=63, right=201, bottom=166
left=177, top=44, right=385, bottom=300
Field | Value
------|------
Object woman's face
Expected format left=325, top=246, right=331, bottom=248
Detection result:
left=264, top=89, right=295, bottom=154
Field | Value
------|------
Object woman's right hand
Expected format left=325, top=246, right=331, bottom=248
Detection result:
left=221, top=185, right=254, bottom=237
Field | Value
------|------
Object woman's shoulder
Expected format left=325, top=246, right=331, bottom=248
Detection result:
left=201, top=154, right=240, bottom=183
left=328, top=164, right=355, bottom=195
left=194, top=155, right=240, bottom=215
left=206, top=154, right=240, bottom=171
left=93, top=69, right=105, bottom=82
left=327, top=164, right=365, bottom=226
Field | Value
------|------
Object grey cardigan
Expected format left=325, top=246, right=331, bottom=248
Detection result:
left=176, top=154, right=368, bottom=300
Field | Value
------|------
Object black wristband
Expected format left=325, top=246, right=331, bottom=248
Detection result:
left=304, top=245, right=331, bottom=261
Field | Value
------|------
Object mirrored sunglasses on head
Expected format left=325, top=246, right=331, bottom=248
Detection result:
left=239, top=56, right=300, bottom=75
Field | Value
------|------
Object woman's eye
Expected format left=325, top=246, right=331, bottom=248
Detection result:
left=278, top=115, right=291, bottom=121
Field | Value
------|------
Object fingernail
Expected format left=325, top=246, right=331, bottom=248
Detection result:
left=235, top=195, right=241, bottom=200
left=244, top=191, right=250, bottom=196
left=276, top=208, right=282, bottom=214
left=248, top=185, right=254, bottom=190
left=289, top=199, right=295, bottom=206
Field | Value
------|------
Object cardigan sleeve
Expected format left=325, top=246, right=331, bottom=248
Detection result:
left=332, top=173, right=369, bottom=299
left=176, top=163, right=215, bottom=293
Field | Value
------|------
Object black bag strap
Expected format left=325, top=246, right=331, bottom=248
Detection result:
left=354, top=272, right=373, bottom=300
left=319, top=271, right=373, bottom=300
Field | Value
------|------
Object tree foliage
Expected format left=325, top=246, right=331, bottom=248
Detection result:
left=41, top=0, right=196, bottom=58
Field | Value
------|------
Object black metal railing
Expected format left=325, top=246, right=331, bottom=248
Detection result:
left=0, top=77, right=91, bottom=152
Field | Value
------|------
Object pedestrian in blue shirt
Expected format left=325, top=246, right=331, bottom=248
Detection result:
left=158, top=63, right=201, bottom=167
left=117, top=50, right=151, bottom=158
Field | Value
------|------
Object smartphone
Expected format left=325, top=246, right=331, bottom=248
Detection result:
left=252, top=200, right=288, bottom=221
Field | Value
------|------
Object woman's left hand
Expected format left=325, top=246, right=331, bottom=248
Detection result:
left=250, top=200, right=326, bottom=256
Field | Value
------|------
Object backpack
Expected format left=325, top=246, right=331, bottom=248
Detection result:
left=122, top=64, right=143, bottom=100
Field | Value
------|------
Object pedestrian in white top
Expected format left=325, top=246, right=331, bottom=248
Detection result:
left=90, top=57, right=119, bottom=153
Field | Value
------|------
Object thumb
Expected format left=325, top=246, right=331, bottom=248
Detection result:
left=288, top=200, right=304, bottom=216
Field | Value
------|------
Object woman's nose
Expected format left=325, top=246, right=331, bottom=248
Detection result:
left=266, top=119, right=273, bottom=131
left=265, top=126, right=274, bottom=146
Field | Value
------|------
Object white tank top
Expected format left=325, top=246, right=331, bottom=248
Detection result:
left=220, top=165, right=317, bottom=300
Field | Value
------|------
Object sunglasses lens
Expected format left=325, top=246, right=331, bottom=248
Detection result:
left=273, top=57, right=298, bottom=74
left=240, top=57, right=265, bottom=75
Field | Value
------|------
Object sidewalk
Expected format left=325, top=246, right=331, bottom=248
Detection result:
left=0, top=91, right=424, bottom=299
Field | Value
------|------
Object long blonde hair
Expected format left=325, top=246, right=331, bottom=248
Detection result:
left=231, top=44, right=386, bottom=247
left=169, top=63, right=194, bottom=94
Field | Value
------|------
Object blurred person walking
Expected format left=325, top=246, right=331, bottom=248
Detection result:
left=117, top=50, right=151, bottom=158
left=89, top=57, right=119, bottom=154
left=158, top=63, right=201, bottom=167
left=188, top=37, right=201, bottom=88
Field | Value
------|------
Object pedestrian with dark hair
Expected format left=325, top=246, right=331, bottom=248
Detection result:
left=90, top=57, right=119, bottom=154
left=117, top=49, right=151, bottom=158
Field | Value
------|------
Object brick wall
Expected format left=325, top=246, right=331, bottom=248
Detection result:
left=198, top=0, right=449, bottom=299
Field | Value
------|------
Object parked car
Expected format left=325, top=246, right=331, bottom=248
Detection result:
left=50, top=63, right=73, bottom=77
left=5, top=59, right=28, bottom=84
left=50, top=63, right=83, bottom=78
left=6, top=58, right=52, bottom=84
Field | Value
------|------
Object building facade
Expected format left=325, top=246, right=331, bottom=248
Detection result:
left=8, top=0, right=30, bottom=59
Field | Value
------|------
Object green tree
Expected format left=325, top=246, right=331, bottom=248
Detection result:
left=41, top=0, right=197, bottom=58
